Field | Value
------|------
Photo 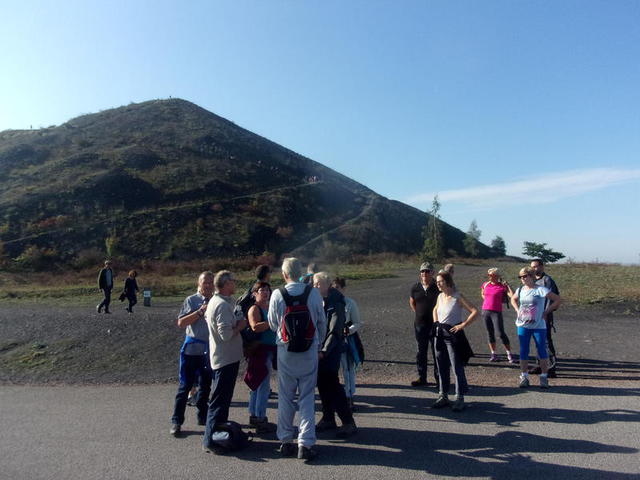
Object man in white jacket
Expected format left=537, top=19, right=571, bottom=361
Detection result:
left=268, top=257, right=326, bottom=462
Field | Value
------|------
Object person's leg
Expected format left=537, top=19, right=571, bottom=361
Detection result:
left=414, top=324, right=429, bottom=383
left=434, top=335, right=451, bottom=396
left=517, top=327, right=532, bottom=372
left=103, top=288, right=112, bottom=313
left=447, top=337, right=466, bottom=400
left=495, top=312, right=513, bottom=360
left=195, top=360, right=212, bottom=424
left=203, top=361, right=239, bottom=447
left=255, top=351, right=273, bottom=419
left=340, top=351, right=354, bottom=398
left=297, top=367, right=318, bottom=448
left=483, top=310, right=497, bottom=357
left=171, top=355, right=197, bottom=426
left=276, top=353, right=298, bottom=444
left=533, top=329, right=549, bottom=374
left=427, top=331, right=439, bottom=385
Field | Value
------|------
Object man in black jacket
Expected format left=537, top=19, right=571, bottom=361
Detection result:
left=97, top=260, right=114, bottom=314
left=313, top=272, right=357, bottom=439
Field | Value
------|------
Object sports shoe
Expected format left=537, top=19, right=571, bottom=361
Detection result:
left=519, top=376, right=530, bottom=388
left=540, top=376, right=549, bottom=389
left=451, top=397, right=465, bottom=412
left=507, top=353, right=517, bottom=364
left=431, top=394, right=450, bottom=408
left=315, top=418, right=337, bottom=431
left=335, top=422, right=357, bottom=439
left=489, top=353, right=499, bottom=362
left=96, top=304, right=102, bottom=313
left=170, top=424, right=181, bottom=437
left=411, top=378, right=428, bottom=387
left=277, top=442, right=296, bottom=457
left=298, top=445, right=318, bottom=462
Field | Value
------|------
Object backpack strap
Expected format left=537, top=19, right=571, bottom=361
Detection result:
left=279, top=285, right=312, bottom=306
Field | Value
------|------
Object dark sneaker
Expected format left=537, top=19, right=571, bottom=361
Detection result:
left=451, top=397, right=465, bottom=412
left=315, top=418, right=337, bottom=431
left=277, top=442, right=296, bottom=457
left=335, top=422, right=357, bottom=439
left=298, top=445, right=318, bottom=462
left=411, top=378, right=428, bottom=387
left=170, top=424, right=181, bottom=437
left=540, top=376, right=549, bottom=389
left=431, top=395, right=450, bottom=408
left=507, top=353, right=517, bottom=364
left=96, top=305, right=102, bottom=313
left=489, top=353, right=499, bottom=362
left=519, top=376, right=530, bottom=388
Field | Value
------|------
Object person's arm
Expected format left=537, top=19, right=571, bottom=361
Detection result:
left=510, top=288, right=520, bottom=312
left=504, top=281, right=514, bottom=298
left=267, top=291, right=280, bottom=332
left=177, top=299, right=207, bottom=329
left=248, top=304, right=270, bottom=333
left=214, top=302, right=245, bottom=341
left=346, top=299, right=362, bottom=335
left=432, top=295, right=440, bottom=324
left=450, top=294, right=478, bottom=333
left=409, top=296, right=416, bottom=313
left=321, top=301, right=346, bottom=355
left=543, top=291, right=562, bottom=319
left=480, top=282, right=486, bottom=300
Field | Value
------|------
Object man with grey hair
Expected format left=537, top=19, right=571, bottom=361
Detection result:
left=268, top=257, right=326, bottom=462
left=202, top=270, right=247, bottom=453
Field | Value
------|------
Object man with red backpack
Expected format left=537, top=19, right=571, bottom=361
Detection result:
left=268, top=258, right=325, bottom=462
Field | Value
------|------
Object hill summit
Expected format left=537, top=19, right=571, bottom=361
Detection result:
left=0, top=99, right=490, bottom=267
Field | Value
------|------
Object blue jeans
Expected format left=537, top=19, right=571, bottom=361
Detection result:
left=435, top=334, right=467, bottom=399
left=517, top=327, right=548, bottom=360
left=203, top=361, right=239, bottom=448
left=171, top=354, right=211, bottom=425
left=248, top=350, right=273, bottom=418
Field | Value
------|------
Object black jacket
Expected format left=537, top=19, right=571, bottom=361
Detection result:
left=321, top=287, right=347, bottom=357
left=98, top=268, right=114, bottom=290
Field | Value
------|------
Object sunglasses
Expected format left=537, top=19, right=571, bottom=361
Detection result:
left=518, top=275, right=530, bottom=279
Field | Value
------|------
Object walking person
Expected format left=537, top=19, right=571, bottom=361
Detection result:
left=313, top=272, right=357, bottom=438
left=96, top=260, right=114, bottom=314
left=531, top=259, right=561, bottom=377
left=170, top=271, right=214, bottom=437
left=409, top=262, right=439, bottom=387
left=332, top=277, right=363, bottom=411
left=481, top=268, right=516, bottom=363
left=123, top=270, right=139, bottom=314
left=268, top=258, right=326, bottom=462
left=432, top=271, right=478, bottom=412
left=244, top=281, right=277, bottom=434
left=202, top=270, right=247, bottom=453
left=511, top=266, right=562, bottom=389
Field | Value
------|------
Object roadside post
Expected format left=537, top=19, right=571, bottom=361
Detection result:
left=143, top=288, right=152, bottom=307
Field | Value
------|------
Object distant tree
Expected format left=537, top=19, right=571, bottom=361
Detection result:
left=463, top=219, right=481, bottom=258
left=522, top=241, right=565, bottom=263
left=421, top=195, right=444, bottom=262
left=491, top=235, right=507, bottom=256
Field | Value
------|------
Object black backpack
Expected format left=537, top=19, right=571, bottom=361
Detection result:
left=280, top=285, right=315, bottom=352
left=235, top=288, right=255, bottom=319
left=208, top=421, right=251, bottom=454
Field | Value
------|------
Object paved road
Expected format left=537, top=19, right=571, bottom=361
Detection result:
left=1, top=381, right=639, bottom=480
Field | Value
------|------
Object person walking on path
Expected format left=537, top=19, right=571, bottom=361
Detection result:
left=432, top=271, right=478, bottom=412
left=409, top=262, right=440, bottom=387
left=481, top=268, right=516, bottom=363
left=268, top=258, right=326, bottom=462
left=332, top=277, right=363, bottom=411
left=531, top=259, right=561, bottom=377
left=511, top=266, right=562, bottom=389
left=123, top=270, right=139, bottom=314
left=202, top=270, right=246, bottom=453
left=96, top=260, right=114, bottom=314
left=313, top=272, right=358, bottom=439
left=170, top=271, right=214, bottom=437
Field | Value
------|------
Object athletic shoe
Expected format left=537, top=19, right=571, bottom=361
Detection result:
left=489, top=353, right=499, bottom=362
left=277, top=442, right=296, bottom=457
left=315, top=418, right=337, bottom=431
left=519, top=376, right=530, bottom=388
left=96, top=305, right=102, bottom=313
left=451, top=397, right=465, bottom=412
left=170, top=424, right=181, bottom=437
left=431, top=395, right=450, bottom=408
left=298, top=445, right=318, bottom=462
left=507, top=353, right=517, bottom=364
left=540, top=376, right=549, bottom=389
left=335, top=422, right=357, bottom=439
left=411, top=378, right=428, bottom=387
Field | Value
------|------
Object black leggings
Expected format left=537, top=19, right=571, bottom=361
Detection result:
left=483, top=310, right=510, bottom=346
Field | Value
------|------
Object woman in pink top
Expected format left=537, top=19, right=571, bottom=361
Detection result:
left=481, top=268, right=515, bottom=363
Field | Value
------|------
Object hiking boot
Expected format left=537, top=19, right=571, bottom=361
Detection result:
left=507, top=353, right=517, bottom=364
left=489, top=353, right=499, bottom=362
left=540, top=376, right=549, bottom=389
left=315, top=418, right=337, bottom=432
left=335, top=422, right=357, bottom=439
left=431, top=394, right=450, bottom=408
left=411, top=378, right=428, bottom=387
left=519, top=376, right=530, bottom=388
left=277, top=442, right=296, bottom=457
left=451, top=397, right=465, bottom=412
left=170, top=424, right=181, bottom=437
left=298, top=445, right=318, bottom=462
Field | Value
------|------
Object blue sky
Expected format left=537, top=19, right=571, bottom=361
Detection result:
left=1, top=1, right=639, bottom=263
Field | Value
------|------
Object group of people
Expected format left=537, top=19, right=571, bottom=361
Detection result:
left=170, top=258, right=362, bottom=462
left=410, top=259, right=562, bottom=411
left=96, top=260, right=140, bottom=314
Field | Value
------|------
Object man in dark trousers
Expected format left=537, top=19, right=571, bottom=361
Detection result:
left=409, top=262, right=440, bottom=387
left=97, top=260, right=114, bottom=314
left=531, top=259, right=561, bottom=377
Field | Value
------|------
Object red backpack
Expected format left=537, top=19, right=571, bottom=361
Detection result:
left=279, top=285, right=316, bottom=352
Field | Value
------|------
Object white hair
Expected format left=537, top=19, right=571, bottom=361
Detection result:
left=281, top=257, right=302, bottom=281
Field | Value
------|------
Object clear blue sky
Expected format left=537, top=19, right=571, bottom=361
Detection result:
left=2, top=1, right=639, bottom=263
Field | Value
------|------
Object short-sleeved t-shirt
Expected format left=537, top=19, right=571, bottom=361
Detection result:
left=410, top=281, right=439, bottom=326
left=516, top=286, right=550, bottom=329
left=481, top=282, right=507, bottom=312
left=178, top=292, right=210, bottom=355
